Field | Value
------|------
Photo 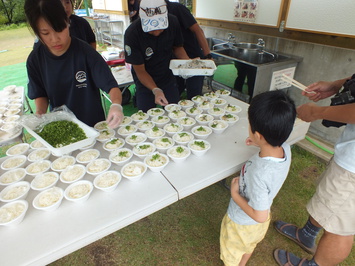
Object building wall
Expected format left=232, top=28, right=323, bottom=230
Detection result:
left=202, top=25, right=355, bottom=145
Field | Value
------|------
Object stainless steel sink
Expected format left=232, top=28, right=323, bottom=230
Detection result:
left=206, top=37, right=232, bottom=50
left=233, top=42, right=263, bottom=50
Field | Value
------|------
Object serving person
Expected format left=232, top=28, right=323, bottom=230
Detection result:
left=273, top=76, right=355, bottom=266
left=164, top=0, right=212, bottom=100
left=25, top=0, right=123, bottom=128
left=124, top=0, right=190, bottom=112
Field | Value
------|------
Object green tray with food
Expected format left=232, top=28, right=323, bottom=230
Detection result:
left=21, top=107, right=99, bottom=156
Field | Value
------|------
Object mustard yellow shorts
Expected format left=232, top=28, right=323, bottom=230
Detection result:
left=307, top=159, right=355, bottom=235
left=220, top=214, right=270, bottom=266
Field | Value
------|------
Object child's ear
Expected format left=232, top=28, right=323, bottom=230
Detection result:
left=254, top=131, right=264, bottom=142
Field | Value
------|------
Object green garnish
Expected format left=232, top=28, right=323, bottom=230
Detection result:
left=101, top=130, right=110, bottom=135
left=225, top=114, right=233, bottom=118
left=139, top=144, right=150, bottom=149
left=161, top=138, right=171, bottom=143
left=157, top=116, right=164, bottom=120
left=36, top=120, right=86, bottom=148
left=118, top=151, right=128, bottom=157
left=213, top=107, right=220, bottom=112
left=143, top=121, right=149, bottom=125
left=211, top=122, right=218, bottom=128
left=152, top=126, right=159, bottom=132
left=108, top=138, right=118, bottom=144
left=137, top=111, right=145, bottom=116
left=151, top=154, right=160, bottom=160
left=130, top=135, right=137, bottom=140
left=179, top=132, right=188, bottom=137
left=197, top=126, right=206, bottom=132
left=153, top=109, right=161, bottom=113
left=176, top=147, right=184, bottom=153
left=189, top=107, right=197, bottom=113
left=194, top=141, right=206, bottom=149
left=125, top=125, right=131, bottom=131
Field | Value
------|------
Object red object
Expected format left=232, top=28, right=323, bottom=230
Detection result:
left=106, top=58, right=125, bottom=67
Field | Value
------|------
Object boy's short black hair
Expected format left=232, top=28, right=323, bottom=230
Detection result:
left=248, top=90, right=296, bottom=147
left=24, top=0, right=68, bottom=38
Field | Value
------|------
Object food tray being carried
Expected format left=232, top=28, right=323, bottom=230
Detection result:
left=169, top=59, right=217, bottom=78
left=21, top=108, right=99, bottom=156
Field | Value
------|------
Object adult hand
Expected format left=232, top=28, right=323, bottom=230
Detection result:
left=106, top=104, right=124, bottom=128
left=152, top=88, right=168, bottom=106
left=297, top=102, right=319, bottom=122
left=303, top=81, right=339, bottom=102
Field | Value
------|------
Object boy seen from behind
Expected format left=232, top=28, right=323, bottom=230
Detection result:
left=220, top=90, right=296, bottom=266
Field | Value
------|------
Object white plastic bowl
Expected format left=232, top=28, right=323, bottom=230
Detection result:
left=172, top=131, right=194, bottom=146
left=86, top=158, right=111, bottom=176
left=76, top=148, right=100, bottom=164
left=25, top=160, right=51, bottom=176
left=177, top=117, right=196, bottom=131
left=208, top=120, right=229, bottom=134
left=0, top=200, right=29, bottom=226
left=30, top=139, right=46, bottom=149
left=211, top=98, right=227, bottom=108
left=147, top=107, right=166, bottom=117
left=131, top=111, right=149, bottom=123
left=168, top=110, right=187, bottom=123
left=125, top=132, right=148, bottom=146
left=164, top=103, right=181, bottom=113
left=0, top=168, right=26, bottom=186
left=121, top=161, right=147, bottom=182
left=64, top=180, right=94, bottom=203
left=94, top=170, right=122, bottom=192
left=220, top=113, right=240, bottom=126
left=94, top=120, right=109, bottom=131
left=132, top=142, right=156, bottom=159
left=60, top=164, right=86, bottom=184
left=103, top=137, right=125, bottom=152
left=167, top=145, right=191, bottom=163
left=178, top=99, right=194, bottom=110
left=203, top=91, right=219, bottom=100
left=51, top=155, right=76, bottom=172
left=153, top=137, right=175, bottom=154
left=144, top=127, right=166, bottom=141
left=3, top=114, right=20, bottom=123
left=0, top=181, right=31, bottom=203
left=185, top=107, right=203, bottom=117
left=207, top=107, right=226, bottom=119
left=31, top=171, right=59, bottom=191
left=1, top=155, right=27, bottom=171
left=191, top=125, right=213, bottom=140
left=144, top=152, right=170, bottom=173
left=117, top=124, right=138, bottom=137
left=96, top=128, right=115, bottom=143
left=195, top=114, right=214, bottom=125
left=151, top=115, right=170, bottom=128
left=163, top=123, right=183, bottom=137
left=215, top=89, right=231, bottom=98
left=136, top=120, right=155, bottom=132
left=191, top=95, right=206, bottom=105
left=188, top=139, right=211, bottom=157
left=6, top=143, right=30, bottom=157
left=224, top=104, right=242, bottom=114
left=27, top=148, right=51, bottom=162
left=197, top=100, right=214, bottom=112
left=32, top=187, right=64, bottom=211
left=109, top=148, right=133, bottom=166
left=120, top=116, right=133, bottom=126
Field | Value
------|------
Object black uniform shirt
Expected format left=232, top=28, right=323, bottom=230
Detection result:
left=27, top=37, right=118, bottom=126
left=124, top=14, right=184, bottom=87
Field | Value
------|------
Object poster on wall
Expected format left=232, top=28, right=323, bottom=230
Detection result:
left=234, top=0, right=258, bottom=23
left=270, top=67, right=296, bottom=91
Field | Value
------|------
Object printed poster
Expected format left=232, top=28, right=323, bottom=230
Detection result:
left=234, top=0, right=258, bottom=23
left=270, top=67, right=296, bottom=91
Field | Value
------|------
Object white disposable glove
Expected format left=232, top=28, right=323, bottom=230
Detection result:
left=106, top=103, right=124, bottom=129
left=152, top=88, right=168, bottom=106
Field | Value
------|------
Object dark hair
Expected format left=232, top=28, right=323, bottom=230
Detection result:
left=24, top=0, right=69, bottom=37
left=248, top=90, right=296, bottom=147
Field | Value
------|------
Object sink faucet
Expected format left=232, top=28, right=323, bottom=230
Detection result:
left=228, top=33, right=236, bottom=43
left=257, top=38, right=265, bottom=47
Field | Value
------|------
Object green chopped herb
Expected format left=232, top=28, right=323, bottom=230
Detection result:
left=151, top=154, right=160, bottom=160
left=125, top=125, right=131, bottom=131
left=225, top=114, right=233, bottom=118
left=143, top=121, right=149, bottom=125
left=211, top=122, right=218, bottom=128
left=152, top=126, right=159, bottom=132
left=194, top=141, right=206, bottom=149
left=197, top=126, right=206, bottom=132
left=118, top=151, right=128, bottom=157
left=102, top=130, right=110, bottom=135
left=157, top=116, right=164, bottom=120
left=108, top=138, right=118, bottom=144
left=189, top=107, right=197, bottom=113
left=179, top=132, right=188, bottom=137
left=161, top=138, right=171, bottom=143
left=139, top=144, right=150, bottom=150
left=36, top=120, right=86, bottom=148
left=213, top=107, right=220, bottom=112
left=153, top=109, right=161, bottom=113
left=130, top=135, right=137, bottom=140
left=176, top=146, right=184, bottom=153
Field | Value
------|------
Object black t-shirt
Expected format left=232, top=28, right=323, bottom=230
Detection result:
left=166, top=2, right=203, bottom=58
left=69, top=15, right=96, bottom=44
left=27, top=37, right=118, bottom=126
left=124, top=14, right=184, bottom=87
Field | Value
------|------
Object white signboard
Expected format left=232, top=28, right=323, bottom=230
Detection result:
left=270, top=67, right=296, bottom=91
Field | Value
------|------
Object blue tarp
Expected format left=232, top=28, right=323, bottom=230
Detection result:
left=74, top=9, right=93, bottom=17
